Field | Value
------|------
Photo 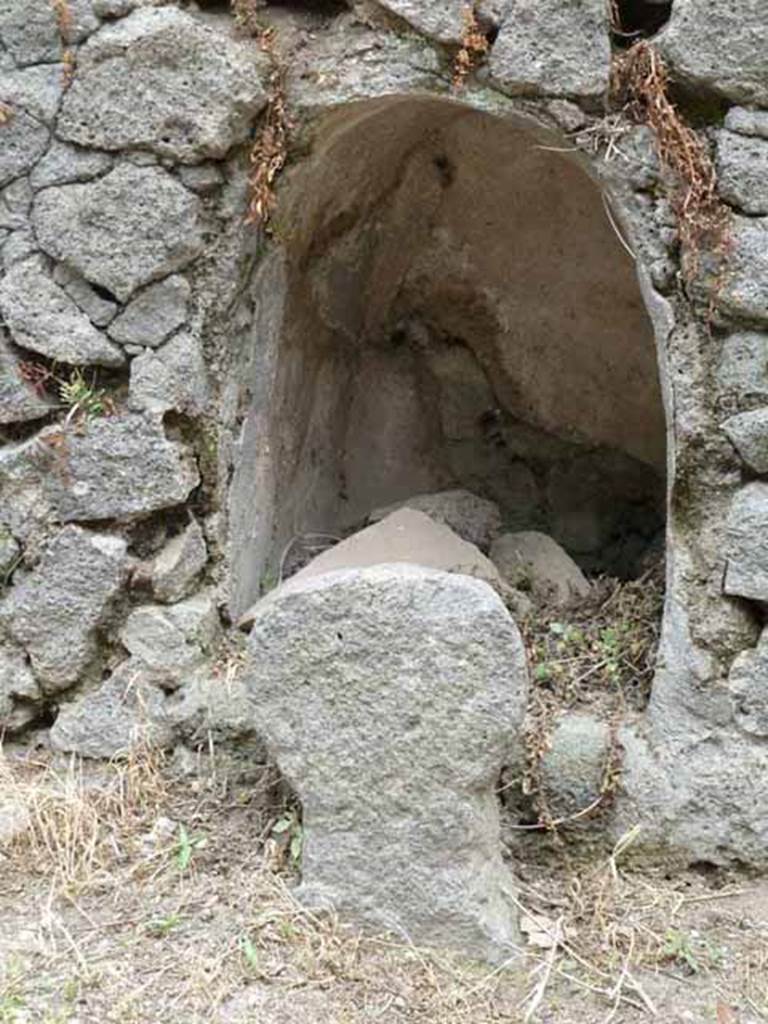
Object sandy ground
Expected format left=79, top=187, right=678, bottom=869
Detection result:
left=1, top=747, right=766, bottom=1024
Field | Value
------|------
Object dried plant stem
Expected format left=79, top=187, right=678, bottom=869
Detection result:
left=246, top=27, right=290, bottom=230
left=452, top=4, right=489, bottom=92
left=612, top=41, right=730, bottom=282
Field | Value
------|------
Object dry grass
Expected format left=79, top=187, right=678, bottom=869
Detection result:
left=50, top=0, right=77, bottom=86
left=244, top=27, right=290, bottom=231
left=0, top=101, right=12, bottom=126
left=611, top=41, right=730, bottom=283
left=452, top=4, right=489, bottom=92
left=1, top=748, right=766, bottom=1022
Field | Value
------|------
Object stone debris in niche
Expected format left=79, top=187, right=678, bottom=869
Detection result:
left=657, top=0, right=768, bottom=107
left=0, top=330, right=55, bottom=424
left=490, top=0, right=610, bottom=100
left=245, top=563, right=527, bottom=960
left=38, top=413, right=200, bottom=523
left=0, top=0, right=99, bottom=66
left=368, top=489, right=502, bottom=551
left=32, top=164, right=205, bottom=303
left=128, top=331, right=209, bottom=416
left=0, top=106, right=50, bottom=188
left=30, top=141, right=114, bottom=193
left=724, top=482, right=768, bottom=602
left=490, top=530, right=591, bottom=607
left=0, top=257, right=126, bottom=367
left=715, top=130, right=768, bottom=216
left=539, top=714, right=610, bottom=820
left=0, top=646, right=41, bottom=733
left=108, top=275, right=191, bottom=348
left=53, top=264, right=119, bottom=328
left=119, top=591, right=219, bottom=688
left=50, top=659, right=174, bottom=759
left=722, top=409, right=768, bottom=474
left=6, top=525, right=128, bottom=692
left=57, top=7, right=269, bottom=163
left=148, top=517, right=208, bottom=604
left=239, top=508, right=511, bottom=627
left=728, top=629, right=768, bottom=737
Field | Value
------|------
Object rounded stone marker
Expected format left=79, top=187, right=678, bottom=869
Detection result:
left=245, top=563, right=528, bottom=961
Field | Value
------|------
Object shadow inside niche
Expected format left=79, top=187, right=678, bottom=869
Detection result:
left=611, top=0, right=673, bottom=47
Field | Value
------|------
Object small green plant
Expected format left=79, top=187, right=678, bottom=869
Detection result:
left=272, top=810, right=303, bottom=866
left=59, top=369, right=111, bottom=423
left=240, top=934, right=259, bottom=971
left=173, top=824, right=207, bottom=871
left=145, top=913, right=183, bottom=938
left=662, top=928, right=722, bottom=974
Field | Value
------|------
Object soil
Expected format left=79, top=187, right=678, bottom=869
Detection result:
left=0, top=747, right=766, bottom=1024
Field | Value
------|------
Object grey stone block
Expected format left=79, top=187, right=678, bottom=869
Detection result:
left=0, top=258, right=125, bottom=366
left=490, top=0, right=610, bottom=99
left=32, top=164, right=204, bottom=303
left=57, top=7, right=268, bottom=163
left=722, top=409, right=768, bottom=474
left=658, top=0, right=768, bottom=106
left=39, top=413, right=200, bottom=523
left=716, top=130, right=768, bottom=215
left=246, top=564, right=527, bottom=961
left=725, top=482, right=768, bottom=601
left=109, top=275, right=191, bottom=348
left=7, top=525, right=128, bottom=691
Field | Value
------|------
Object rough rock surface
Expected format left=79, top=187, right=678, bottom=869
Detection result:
left=149, top=518, right=207, bottom=603
left=726, top=107, right=768, bottom=140
left=0, top=258, right=125, bottom=367
left=128, top=332, right=209, bottom=415
left=716, top=131, right=768, bottom=215
left=539, top=715, right=610, bottom=819
left=39, top=414, right=199, bottom=523
left=0, top=646, right=41, bottom=733
left=6, top=526, right=127, bottom=691
left=369, top=490, right=501, bottom=550
left=53, top=264, right=119, bottom=327
left=717, top=332, right=768, bottom=401
left=722, top=409, right=768, bottom=474
left=0, top=0, right=98, bottom=65
left=728, top=630, right=768, bottom=738
left=490, top=531, right=590, bottom=605
left=58, top=8, right=268, bottom=163
left=29, top=141, right=113, bottom=192
left=32, top=165, right=205, bottom=302
left=0, top=331, right=54, bottom=424
left=165, top=672, right=264, bottom=751
left=0, top=106, right=49, bottom=188
left=0, top=530, right=20, bottom=577
left=355, top=0, right=468, bottom=43
left=724, top=483, right=768, bottom=601
left=119, top=592, right=218, bottom=687
left=246, top=564, right=527, bottom=960
left=658, top=0, right=768, bottom=106
left=108, top=275, right=191, bottom=348
left=719, top=216, right=768, bottom=324
left=490, top=0, right=610, bottom=99
left=50, top=659, right=173, bottom=759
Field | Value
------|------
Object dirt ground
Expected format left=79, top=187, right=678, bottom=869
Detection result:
left=1, top=745, right=766, bottom=1024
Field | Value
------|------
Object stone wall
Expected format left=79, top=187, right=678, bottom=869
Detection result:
left=1, top=0, right=768, bottom=866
